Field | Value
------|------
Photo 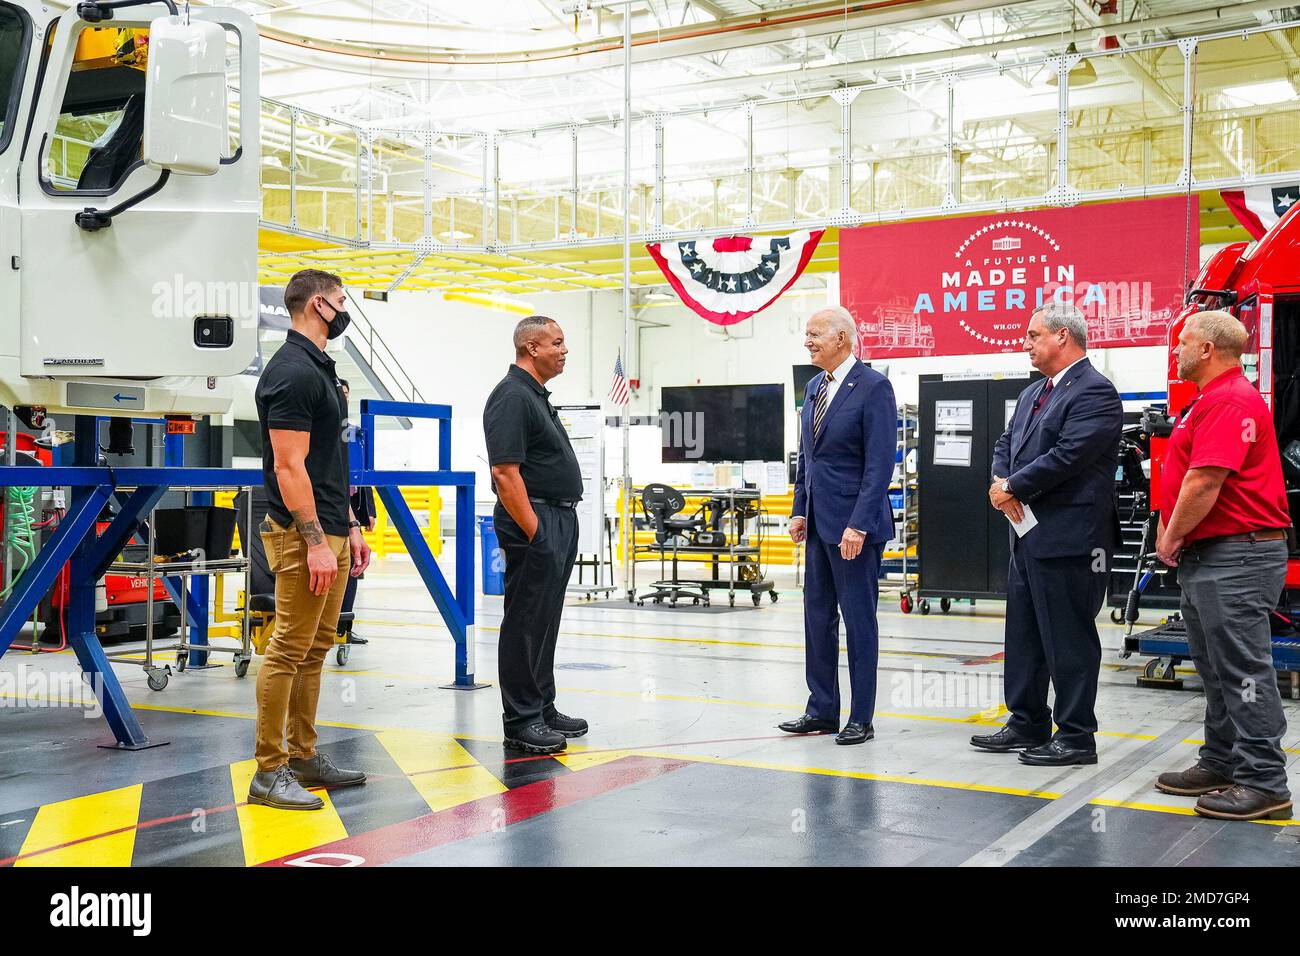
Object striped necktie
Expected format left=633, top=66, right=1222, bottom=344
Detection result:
left=812, top=371, right=834, bottom=438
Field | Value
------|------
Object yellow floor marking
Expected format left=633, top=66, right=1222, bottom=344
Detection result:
left=374, top=730, right=506, bottom=812
left=1090, top=796, right=1300, bottom=827
left=650, top=751, right=1062, bottom=800
left=554, top=744, right=639, bottom=772
left=15, top=784, right=143, bottom=867
left=354, top=619, right=997, bottom=659
left=962, top=704, right=1009, bottom=723
left=229, top=759, right=348, bottom=866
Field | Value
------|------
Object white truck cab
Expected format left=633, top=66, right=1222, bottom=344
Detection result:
left=0, top=0, right=259, bottom=421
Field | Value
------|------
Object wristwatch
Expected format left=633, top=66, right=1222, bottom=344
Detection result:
left=348, top=520, right=362, bottom=529
left=1000, top=480, right=1011, bottom=495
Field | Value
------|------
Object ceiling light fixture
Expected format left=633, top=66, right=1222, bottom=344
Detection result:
left=1045, top=43, right=1097, bottom=86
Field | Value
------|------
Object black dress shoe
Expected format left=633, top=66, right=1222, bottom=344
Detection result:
left=969, top=727, right=1049, bottom=753
left=345, top=632, right=368, bottom=645
left=545, top=711, right=588, bottom=738
left=778, top=714, right=838, bottom=734
left=1018, top=739, right=1097, bottom=766
left=835, top=722, right=873, bottom=745
left=1195, top=784, right=1293, bottom=821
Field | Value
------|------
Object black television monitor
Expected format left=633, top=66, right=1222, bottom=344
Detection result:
left=660, top=384, right=785, bottom=463
left=793, top=364, right=819, bottom=407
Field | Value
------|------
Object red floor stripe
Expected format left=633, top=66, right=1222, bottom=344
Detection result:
left=259, top=755, right=690, bottom=867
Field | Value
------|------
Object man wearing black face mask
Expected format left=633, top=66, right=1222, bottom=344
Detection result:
left=248, top=269, right=371, bottom=811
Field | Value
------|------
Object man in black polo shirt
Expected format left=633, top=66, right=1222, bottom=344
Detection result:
left=484, top=315, right=586, bottom=754
left=249, top=269, right=372, bottom=810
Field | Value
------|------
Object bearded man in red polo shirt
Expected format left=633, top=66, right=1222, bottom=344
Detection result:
left=1154, top=310, right=1293, bottom=822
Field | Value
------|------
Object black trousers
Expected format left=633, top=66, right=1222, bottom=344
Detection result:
left=336, top=573, right=358, bottom=636
left=1004, top=544, right=1107, bottom=749
left=494, top=502, right=579, bottom=736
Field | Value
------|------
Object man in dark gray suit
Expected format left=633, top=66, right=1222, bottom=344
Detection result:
left=971, top=301, right=1123, bottom=766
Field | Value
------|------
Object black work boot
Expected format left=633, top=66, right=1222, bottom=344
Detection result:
left=248, top=765, right=324, bottom=811
left=504, top=721, right=567, bottom=755
left=545, top=711, right=589, bottom=738
left=288, top=751, right=367, bottom=788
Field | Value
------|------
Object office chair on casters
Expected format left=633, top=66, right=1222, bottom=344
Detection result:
left=636, top=483, right=711, bottom=608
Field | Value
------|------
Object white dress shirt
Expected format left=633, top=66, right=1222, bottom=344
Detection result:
left=823, top=352, right=859, bottom=405
left=1050, top=355, right=1086, bottom=388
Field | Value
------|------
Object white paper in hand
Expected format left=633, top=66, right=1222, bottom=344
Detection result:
left=1008, top=504, right=1037, bottom=538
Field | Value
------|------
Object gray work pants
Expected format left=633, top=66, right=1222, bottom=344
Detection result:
left=1179, top=537, right=1290, bottom=799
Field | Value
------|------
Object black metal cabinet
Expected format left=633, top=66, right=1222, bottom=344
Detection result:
left=918, top=373, right=1037, bottom=602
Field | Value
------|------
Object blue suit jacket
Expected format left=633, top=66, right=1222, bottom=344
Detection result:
left=792, top=360, right=897, bottom=545
left=992, top=357, right=1123, bottom=560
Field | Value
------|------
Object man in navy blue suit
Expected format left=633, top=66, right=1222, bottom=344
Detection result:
left=781, top=306, right=897, bottom=745
left=972, top=301, right=1122, bottom=766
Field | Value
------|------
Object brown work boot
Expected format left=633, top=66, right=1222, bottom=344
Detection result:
left=1155, top=762, right=1233, bottom=797
left=1195, top=785, right=1293, bottom=821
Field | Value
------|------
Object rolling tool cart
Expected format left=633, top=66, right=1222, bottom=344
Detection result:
left=106, top=490, right=254, bottom=691
left=631, top=485, right=775, bottom=608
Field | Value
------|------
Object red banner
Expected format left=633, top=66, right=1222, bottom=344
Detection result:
left=839, top=197, right=1198, bottom=358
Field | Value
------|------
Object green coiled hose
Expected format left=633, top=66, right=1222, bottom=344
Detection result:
left=1, top=486, right=37, bottom=601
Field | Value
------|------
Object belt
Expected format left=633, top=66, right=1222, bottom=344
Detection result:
left=1185, top=529, right=1289, bottom=550
left=529, top=497, right=579, bottom=510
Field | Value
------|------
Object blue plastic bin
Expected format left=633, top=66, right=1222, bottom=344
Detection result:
left=478, top=515, right=505, bottom=595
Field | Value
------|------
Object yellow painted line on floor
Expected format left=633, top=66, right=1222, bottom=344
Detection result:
left=962, top=704, right=1009, bottom=723
left=374, top=730, right=506, bottom=812
left=229, top=759, right=348, bottom=866
left=1089, top=796, right=1300, bottom=827
left=352, top=619, right=991, bottom=660
left=555, top=745, right=639, bottom=772
left=15, top=784, right=142, bottom=867
left=646, top=751, right=1062, bottom=800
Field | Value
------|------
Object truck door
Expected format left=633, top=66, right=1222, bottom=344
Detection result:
left=16, top=4, right=260, bottom=410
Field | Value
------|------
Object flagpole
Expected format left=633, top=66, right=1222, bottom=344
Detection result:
left=563, top=0, right=636, bottom=600
left=620, top=3, right=633, bottom=601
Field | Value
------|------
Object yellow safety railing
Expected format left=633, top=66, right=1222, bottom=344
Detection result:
left=213, top=488, right=443, bottom=560
left=365, top=487, right=443, bottom=559
left=614, top=485, right=915, bottom=565
left=617, top=485, right=800, bottom=566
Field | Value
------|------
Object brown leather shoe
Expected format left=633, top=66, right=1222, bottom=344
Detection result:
left=1155, top=762, right=1233, bottom=797
left=1194, top=784, right=1293, bottom=821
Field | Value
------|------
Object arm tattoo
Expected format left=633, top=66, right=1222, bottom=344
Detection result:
left=290, top=510, right=326, bottom=547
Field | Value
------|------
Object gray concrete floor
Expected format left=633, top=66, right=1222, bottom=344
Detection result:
left=2, top=559, right=1299, bottom=866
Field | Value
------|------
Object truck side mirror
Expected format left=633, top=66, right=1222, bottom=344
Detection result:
left=143, top=15, right=226, bottom=176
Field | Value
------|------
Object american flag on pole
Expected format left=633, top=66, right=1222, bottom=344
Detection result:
left=608, top=352, right=630, bottom=406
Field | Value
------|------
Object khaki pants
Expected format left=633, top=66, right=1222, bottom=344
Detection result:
left=254, top=517, right=351, bottom=772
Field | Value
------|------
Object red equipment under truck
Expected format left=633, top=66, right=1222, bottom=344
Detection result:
left=1131, top=198, right=1300, bottom=684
